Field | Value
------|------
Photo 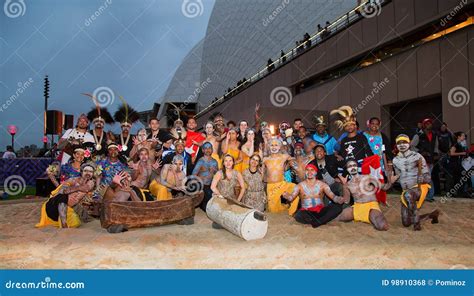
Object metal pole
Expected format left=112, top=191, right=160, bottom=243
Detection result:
left=11, top=134, right=14, bottom=150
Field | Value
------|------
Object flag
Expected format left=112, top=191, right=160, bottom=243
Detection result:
left=360, top=154, right=386, bottom=204
left=185, top=130, right=206, bottom=158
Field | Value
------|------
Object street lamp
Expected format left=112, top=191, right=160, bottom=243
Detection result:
left=8, top=125, right=17, bottom=150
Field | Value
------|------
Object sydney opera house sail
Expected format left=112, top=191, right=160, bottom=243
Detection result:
left=159, top=0, right=357, bottom=121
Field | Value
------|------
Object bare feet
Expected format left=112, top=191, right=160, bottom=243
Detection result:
left=430, top=210, right=440, bottom=224
left=413, top=222, right=422, bottom=231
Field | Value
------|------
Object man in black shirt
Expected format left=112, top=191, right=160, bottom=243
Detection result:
left=330, top=105, right=373, bottom=162
left=147, top=118, right=171, bottom=143
left=309, top=144, right=344, bottom=205
left=310, top=145, right=339, bottom=183
left=338, top=122, right=373, bottom=162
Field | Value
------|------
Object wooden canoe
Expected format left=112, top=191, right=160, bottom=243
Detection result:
left=100, top=193, right=203, bottom=229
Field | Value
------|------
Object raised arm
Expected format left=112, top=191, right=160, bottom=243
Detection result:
left=221, top=133, right=229, bottom=154
left=254, top=103, right=261, bottom=131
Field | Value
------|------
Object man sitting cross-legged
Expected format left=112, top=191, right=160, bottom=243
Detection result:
left=282, top=164, right=349, bottom=228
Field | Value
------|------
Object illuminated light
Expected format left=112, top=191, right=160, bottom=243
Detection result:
left=7, top=125, right=17, bottom=135
left=269, top=125, right=275, bottom=135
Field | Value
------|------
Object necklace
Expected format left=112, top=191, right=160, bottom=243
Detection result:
left=93, top=129, right=104, bottom=151
left=120, top=133, right=130, bottom=151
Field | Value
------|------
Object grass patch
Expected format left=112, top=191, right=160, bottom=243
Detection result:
left=0, top=186, right=36, bottom=200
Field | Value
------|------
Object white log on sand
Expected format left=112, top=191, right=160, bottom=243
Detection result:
left=206, top=196, right=268, bottom=241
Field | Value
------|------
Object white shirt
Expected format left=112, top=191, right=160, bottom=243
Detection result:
left=2, top=151, right=16, bottom=159
left=60, top=128, right=94, bottom=164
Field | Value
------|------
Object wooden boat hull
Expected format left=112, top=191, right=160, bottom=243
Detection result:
left=100, top=193, right=203, bottom=229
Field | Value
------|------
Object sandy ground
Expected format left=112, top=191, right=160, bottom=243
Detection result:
left=0, top=195, right=473, bottom=269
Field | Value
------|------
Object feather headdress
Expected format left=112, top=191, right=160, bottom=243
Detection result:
left=313, top=115, right=327, bottom=127
left=114, top=96, right=140, bottom=126
left=168, top=102, right=187, bottom=143
left=330, top=105, right=356, bottom=130
left=82, top=93, right=114, bottom=124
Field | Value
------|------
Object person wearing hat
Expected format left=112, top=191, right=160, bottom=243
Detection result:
left=36, top=162, right=98, bottom=229
left=331, top=106, right=373, bottom=162
left=86, top=107, right=115, bottom=158
left=58, top=114, right=94, bottom=165
left=162, top=138, right=193, bottom=176
left=411, top=118, right=439, bottom=159
left=96, top=143, right=128, bottom=186
left=392, top=134, right=440, bottom=231
left=311, top=115, right=338, bottom=156
left=114, top=103, right=140, bottom=160
left=282, top=163, right=349, bottom=228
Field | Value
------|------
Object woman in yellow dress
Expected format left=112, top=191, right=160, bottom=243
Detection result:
left=221, top=128, right=243, bottom=172
left=240, top=128, right=259, bottom=172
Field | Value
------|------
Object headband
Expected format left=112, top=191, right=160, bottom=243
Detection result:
left=202, top=142, right=213, bottom=149
left=305, top=163, right=318, bottom=172
left=395, top=134, right=410, bottom=143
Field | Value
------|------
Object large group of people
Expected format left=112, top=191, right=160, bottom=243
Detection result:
left=34, top=101, right=473, bottom=234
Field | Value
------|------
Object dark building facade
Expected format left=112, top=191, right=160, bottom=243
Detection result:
left=196, top=0, right=474, bottom=143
